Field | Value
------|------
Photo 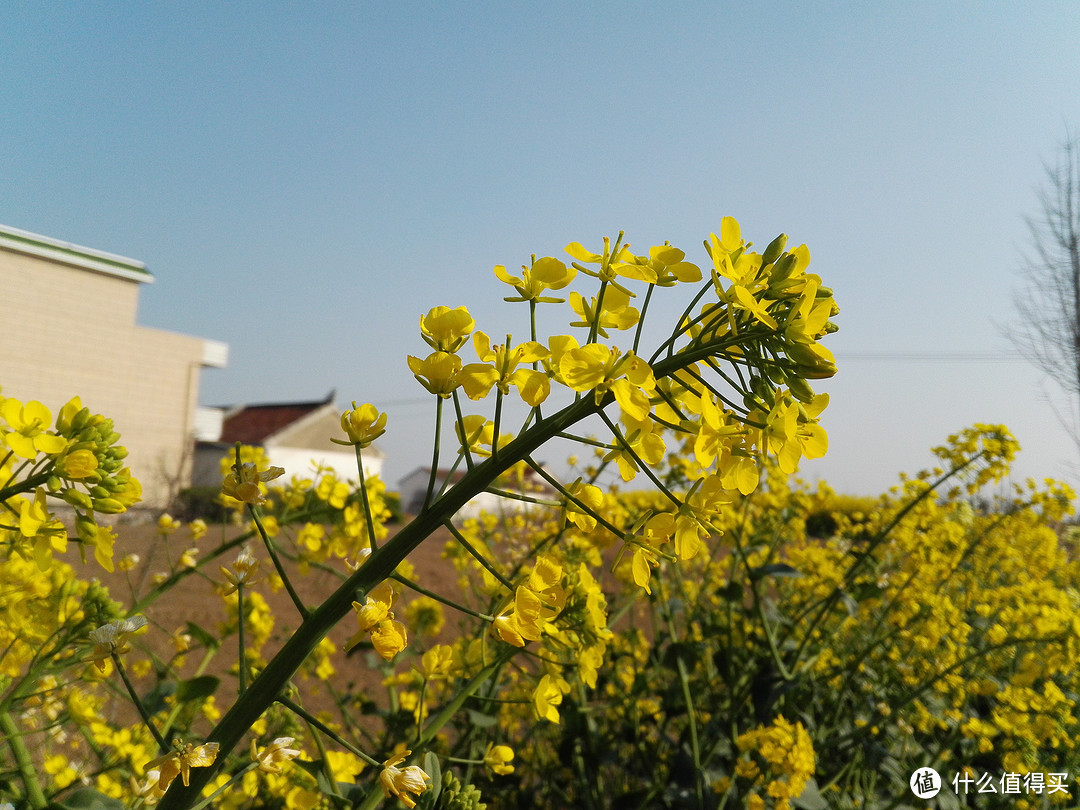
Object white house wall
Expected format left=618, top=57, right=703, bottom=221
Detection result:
left=264, top=444, right=383, bottom=484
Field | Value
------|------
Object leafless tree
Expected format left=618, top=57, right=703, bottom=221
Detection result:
left=1010, top=136, right=1080, bottom=446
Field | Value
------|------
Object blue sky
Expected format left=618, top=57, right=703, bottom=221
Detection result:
left=4, top=2, right=1080, bottom=495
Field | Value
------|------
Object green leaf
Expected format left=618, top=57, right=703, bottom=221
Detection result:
left=718, top=581, right=743, bottom=601
left=293, top=758, right=324, bottom=780
left=140, top=680, right=176, bottom=716
left=792, top=778, right=828, bottom=810
left=175, top=675, right=220, bottom=703
left=423, top=751, right=442, bottom=799
left=184, top=621, right=220, bottom=651
left=466, top=709, right=497, bottom=728
left=748, top=563, right=801, bottom=582
left=52, top=788, right=127, bottom=810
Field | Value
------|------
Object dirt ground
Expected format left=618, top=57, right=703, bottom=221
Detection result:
left=71, top=517, right=458, bottom=725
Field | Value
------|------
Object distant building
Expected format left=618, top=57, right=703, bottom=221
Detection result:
left=0, top=223, right=227, bottom=510
left=193, top=394, right=384, bottom=488
left=398, top=464, right=557, bottom=521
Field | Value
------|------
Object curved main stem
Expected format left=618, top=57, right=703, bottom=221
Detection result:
left=157, top=338, right=747, bottom=809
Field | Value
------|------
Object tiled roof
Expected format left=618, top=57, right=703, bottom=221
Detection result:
left=220, top=400, right=329, bottom=444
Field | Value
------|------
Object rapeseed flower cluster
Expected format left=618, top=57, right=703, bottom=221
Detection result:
left=9, top=220, right=1080, bottom=810
left=735, top=717, right=816, bottom=810
left=1, top=394, right=141, bottom=572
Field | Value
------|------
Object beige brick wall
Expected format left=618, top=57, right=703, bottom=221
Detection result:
left=0, top=246, right=209, bottom=510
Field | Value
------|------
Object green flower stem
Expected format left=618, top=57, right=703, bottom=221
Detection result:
left=435, top=452, right=466, bottom=501
left=161, top=643, right=219, bottom=741
left=631, top=283, right=655, bottom=355
left=443, top=755, right=485, bottom=766
left=651, top=385, right=689, bottom=424
left=596, top=411, right=682, bottom=508
left=554, top=431, right=615, bottom=450
left=277, top=694, right=379, bottom=766
left=304, top=714, right=340, bottom=800
left=650, top=279, right=716, bottom=363
left=484, top=486, right=562, bottom=507
left=156, top=335, right=764, bottom=810
left=0, top=448, right=15, bottom=481
left=391, top=571, right=496, bottom=622
left=248, top=505, right=309, bottom=620
left=351, top=651, right=497, bottom=810
left=422, top=397, right=444, bottom=511
left=113, top=653, right=170, bottom=753
left=188, top=763, right=258, bottom=810
left=491, top=387, right=504, bottom=460
left=0, top=469, right=52, bottom=502
left=729, top=525, right=796, bottom=683
left=237, top=584, right=247, bottom=695
left=128, top=506, right=324, bottom=615
left=353, top=444, right=379, bottom=552
left=414, top=653, right=511, bottom=751
left=701, top=350, right=758, bottom=390
left=587, top=280, right=609, bottom=346
left=444, top=520, right=515, bottom=592
left=788, top=452, right=986, bottom=662
left=523, top=458, right=625, bottom=540
left=1, top=710, right=47, bottom=809
left=684, top=361, right=751, bottom=416
left=656, top=579, right=704, bottom=810
left=452, top=391, right=475, bottom=470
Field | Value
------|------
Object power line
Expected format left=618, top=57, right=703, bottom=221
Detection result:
left=838, top=352, right=1026, bottom=362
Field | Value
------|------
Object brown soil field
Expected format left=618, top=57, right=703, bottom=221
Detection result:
left=70, top=517, right=459, bottom=728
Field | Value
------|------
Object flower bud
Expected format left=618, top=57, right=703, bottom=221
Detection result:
left=787, top=341, right=837, bottom=379
left=761, top=233, right=788, bottom=266
left=93, top=497, right=126, bottom=514
left=75, top=513, right=98, bottom=542
left=786, top=376, right=817, bottom=404
left=749, top=375, right=774, bottom=404
left=769, top=253, right=798, bottom=284
left=64, top=489, right=95, bottom=511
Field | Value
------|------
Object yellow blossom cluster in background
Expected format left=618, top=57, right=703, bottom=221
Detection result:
left=4, top=219, right=1078, bottom=810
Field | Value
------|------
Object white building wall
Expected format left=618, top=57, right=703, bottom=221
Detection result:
left=264, top=443, right=383, bottom=483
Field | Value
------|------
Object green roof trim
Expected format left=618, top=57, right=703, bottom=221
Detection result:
left=0, top=223, right=153, bottom=283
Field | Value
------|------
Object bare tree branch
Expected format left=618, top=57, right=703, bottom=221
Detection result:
left=1008, top=133, right=1080, bottom=447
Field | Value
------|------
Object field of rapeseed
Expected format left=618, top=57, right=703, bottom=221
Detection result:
left=2, top=219, right=1077, bottom=810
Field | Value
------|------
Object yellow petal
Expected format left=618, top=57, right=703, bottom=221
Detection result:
left=559, top=345, right=609, bottom=391
left=565, top=242, right=601, bottom=263
left=719, top=216, right=742, bottom=252
left=511, top=369, right=550, bottom=407
left=532, top=256, right=575, bottom=288
left=459, top=364, right=500, bottom=400
left=611, top=379, right=651, bottom=422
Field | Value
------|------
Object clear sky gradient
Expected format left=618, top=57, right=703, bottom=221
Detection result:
left=4, top=2, right=1080, bottom=495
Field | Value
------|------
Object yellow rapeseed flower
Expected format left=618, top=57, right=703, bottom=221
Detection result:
left=144, top=740, right=220, bottom=791
left=495, top=255, right=576, bottom=303
left=419, top=305, right=474, bottom=353
left=483, top=743, right=515, bottom=775
left=0, top=398, right=67, bottom=458
left=378, top=750, right=431, bottom=809
left=337, top=402, right=387, bottom=447
left=222, top=461, right=285, bottom=505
